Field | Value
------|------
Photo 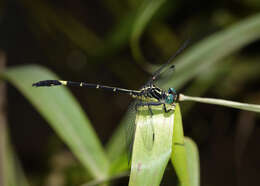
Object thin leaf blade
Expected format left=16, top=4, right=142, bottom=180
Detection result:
left=171, top=105, right=200, bottom=186
left=160, top=13, right=260, bottom=89
left=171, top=104, right=190, bottom=186
left=184, top=137, right=200, bottom=186
left=131, top=0, right=167, bottom=69
left=179, top=94, right=260, bottom=113
left=2, top=65, right=109, bottom=179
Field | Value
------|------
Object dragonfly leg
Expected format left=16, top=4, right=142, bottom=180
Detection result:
left=135, top=102, right=142, bottom=112
left=147, top=104, right=153, bottom=116
left=163, top=104, right=173, bottom=113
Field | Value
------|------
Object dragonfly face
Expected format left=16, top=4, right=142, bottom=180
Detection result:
left=165, top=88, right=178, bottom=105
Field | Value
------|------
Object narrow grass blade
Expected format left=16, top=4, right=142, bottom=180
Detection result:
left=131, top=0, right=168, bottom=70
left=4, top=140, right=30, bottom=186
left=160, top=13, right=260, bottom=90
left=20, top=0, right=102, bottom=57
left=106, top=106, right=134, bottom=174
left=171, top=104, right=190, bottom=186
left=184, top=137, right=200, bottom=186
left=129, top=105, right=174, bottom=186
left=2, top=65, right=109, bottom=179
left=0, top=121, right=29, bottom=186
left=179, top=94, right=260, bottom=113
left=106, top=121, right=127, bottom=161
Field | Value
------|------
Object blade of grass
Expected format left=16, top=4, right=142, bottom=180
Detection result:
left=215, top=57, right=260, bottom=96
left=129, top=105, right=174, bottom=186
left=2, top=65, right=109, bottom=179
left=159, top=13, right=260, bottom=90
left=179, top=94, right=260, bottom=113
left=4, top=139, right=30, bottom=186
left=180, top=59, right=233, bottom=114
left=0, top=119, right=29, bottom=186
left=20, top=0, right=102, bottom=57
left=130, top=0, right=168, bottom=70
left=105, top=112, right=131, bottom=175
left=106, top=106, right=134, bottom=160
left=184, top=137, right=200, bottom=186
left=171, top=104, right=190, bottom=186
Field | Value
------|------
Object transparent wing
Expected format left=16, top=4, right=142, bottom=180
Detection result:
left=125, top=101, right=156, bottom=164
left=124, top=101, right=138, bottom=164
left=144, top=40, right=189, bottom=87
left=136, top=107, right=155, bottom=151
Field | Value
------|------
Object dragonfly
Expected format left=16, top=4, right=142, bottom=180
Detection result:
left=32, top=41, right=188, bottom=154
left=32, top=42, right=188, bottom=114
left=32, top=79, right=178, bottom=114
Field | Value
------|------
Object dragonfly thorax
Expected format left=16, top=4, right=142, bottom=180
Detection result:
left=132, top=85, right=178, bottom=105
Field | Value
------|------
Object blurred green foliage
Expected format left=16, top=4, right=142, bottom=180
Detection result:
left=1, top=0, right=260, bottom=186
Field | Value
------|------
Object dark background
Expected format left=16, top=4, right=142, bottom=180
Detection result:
left=1, top=0, right=260, bottom=185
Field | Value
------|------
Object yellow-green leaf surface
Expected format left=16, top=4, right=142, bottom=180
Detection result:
left=2, top=65, right=109, bottom=179
left=171, top=106, right=200, bottom=186
left=171, top=104, right=189, bottom=186
left=184, top=137, right=200, bottom=186
left=129, top=105, right=174, bottom=186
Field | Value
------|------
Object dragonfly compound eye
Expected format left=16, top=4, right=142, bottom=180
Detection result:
left=168, top=88, right=177, bottom=94
left=166, top=94, right=174, bottom=104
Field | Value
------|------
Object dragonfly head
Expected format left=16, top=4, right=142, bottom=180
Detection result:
left=165, top=88, right=178, bottom=104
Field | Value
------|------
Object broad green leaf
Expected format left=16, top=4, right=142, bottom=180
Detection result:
left=129, top=105, right=174, bottom=186
left=179, top=94, right=260, bottom=113
left=184, top=137, right=200, bottom=186
left=2, top=65, right=109, bottom=179
left=171, top=104, right=190, bottom=186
